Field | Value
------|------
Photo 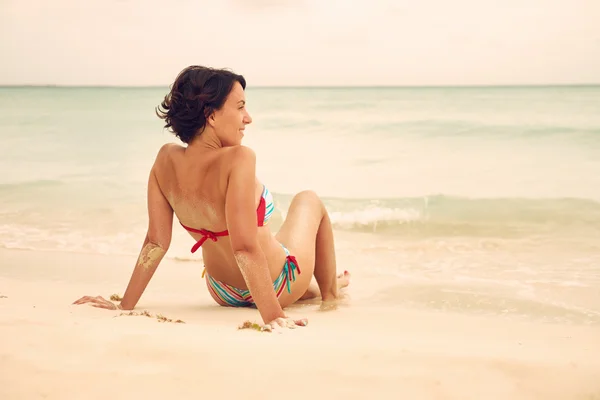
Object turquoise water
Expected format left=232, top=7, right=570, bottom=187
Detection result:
left=1, top=85, right=599, bottom=322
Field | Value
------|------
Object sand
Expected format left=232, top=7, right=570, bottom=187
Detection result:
left=1, top=247, right=599, bottom=400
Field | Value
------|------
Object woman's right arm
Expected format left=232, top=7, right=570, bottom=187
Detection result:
left=73, top=163, right=173, bottom=310
left=225, top=146, right=286, bottom=324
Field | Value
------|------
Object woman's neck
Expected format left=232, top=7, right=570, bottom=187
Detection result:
left=187, top=128, right=222, bottom=152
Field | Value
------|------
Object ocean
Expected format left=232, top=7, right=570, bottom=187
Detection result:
left=1, top=85, right=599, bottom=324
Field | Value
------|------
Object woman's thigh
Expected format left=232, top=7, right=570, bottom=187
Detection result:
left=275, top=191, right=323, bottom=306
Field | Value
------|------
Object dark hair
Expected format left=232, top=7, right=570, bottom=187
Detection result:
left=156, top=66, right=246, bottom=144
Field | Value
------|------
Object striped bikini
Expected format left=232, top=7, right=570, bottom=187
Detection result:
left=179, top=185, right=301, bottom=307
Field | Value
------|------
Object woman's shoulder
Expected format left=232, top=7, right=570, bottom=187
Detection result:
left=154, top=143, right=254, bottom=160
left=223, top=146, right=259, bottom=182
left=147, top=144, right=184, bottom=177
left=151, top=144, right=256, bottom=178
left=224, top=145, right=256, bottom=164
left=156, top=143, right=183, bottom=158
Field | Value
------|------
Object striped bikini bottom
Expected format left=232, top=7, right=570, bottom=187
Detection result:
left=204, top=244, right=301, bottom=307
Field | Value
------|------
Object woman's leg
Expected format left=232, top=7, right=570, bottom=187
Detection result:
left=299, top=272, right=351, bottom=301
left=276, top=190, right=346, bottom=302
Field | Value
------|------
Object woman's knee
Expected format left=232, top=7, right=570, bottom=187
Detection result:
left=293, top=190, right=323, bottom=208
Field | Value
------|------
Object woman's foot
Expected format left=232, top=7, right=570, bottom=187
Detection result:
left=299, top=270, right=351, bottom=301
left=337, top=270, right=351, bottom=290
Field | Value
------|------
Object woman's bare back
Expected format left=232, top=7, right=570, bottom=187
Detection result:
left=152, top=143, right=286, bottom=288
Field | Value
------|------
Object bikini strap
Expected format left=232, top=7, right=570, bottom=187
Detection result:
left=283, top=255, right=301, bottom=294
left=180, top=222, right=229, bottom=253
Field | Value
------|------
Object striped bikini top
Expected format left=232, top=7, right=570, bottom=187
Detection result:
left=180, top=185, right=275, bottom=254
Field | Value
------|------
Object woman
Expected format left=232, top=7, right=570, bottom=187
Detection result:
left=73, top=66, right=350, bottom=331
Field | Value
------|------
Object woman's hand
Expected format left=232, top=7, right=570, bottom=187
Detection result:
left=72, top=295, right=121, bottom=310
left=261, top=317, right=308, bottom=332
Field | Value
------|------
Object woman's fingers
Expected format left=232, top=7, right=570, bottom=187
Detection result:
left=72, top=295, right=116, bottom=310
left=294, top=318, right=308, bottom=327
left=89, top=298, right=116, bottom=309
left=72, top=298, right=83, bottom=305
left=73, top=295, right=106, bottom=304
left=261, top=317, right=308, bottom=332
left=280, top=318, right=298, bottom=329
left=277, top=317, right=308, bottom=328
left=72, top=295, right=94, bottom=305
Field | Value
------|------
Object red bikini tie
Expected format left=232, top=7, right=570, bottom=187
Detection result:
left=180, top=223, right=229, bottom=253
left=286, top=255, right=301, bottom=276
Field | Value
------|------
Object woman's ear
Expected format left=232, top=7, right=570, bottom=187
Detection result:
left=206, top=111, right=216, bottom=128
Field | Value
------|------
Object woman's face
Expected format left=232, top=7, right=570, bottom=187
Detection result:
left=211, top=82, right=252, bottom=146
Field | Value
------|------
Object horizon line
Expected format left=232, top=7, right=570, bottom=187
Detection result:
left=1, top=83, right=599, bottom=89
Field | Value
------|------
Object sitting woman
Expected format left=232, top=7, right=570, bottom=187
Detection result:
left=74, top=66, right=350, bottom=331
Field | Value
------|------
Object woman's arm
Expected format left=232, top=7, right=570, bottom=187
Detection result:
left=225, top=146, right=286, bottom=324
left=119, top=166, right=173, bottom=309
left=74, top=164, right=173, bottom=310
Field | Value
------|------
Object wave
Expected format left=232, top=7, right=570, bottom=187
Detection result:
left=277, top=194, right=600, bottom=237
left=1, top=194, right=599, bottom=258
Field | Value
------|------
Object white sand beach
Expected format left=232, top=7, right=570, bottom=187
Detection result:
left=1, top=248, right=599, bottom=400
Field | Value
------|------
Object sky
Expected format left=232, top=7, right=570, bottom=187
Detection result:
left=1, top=0, right=599, bottom=86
